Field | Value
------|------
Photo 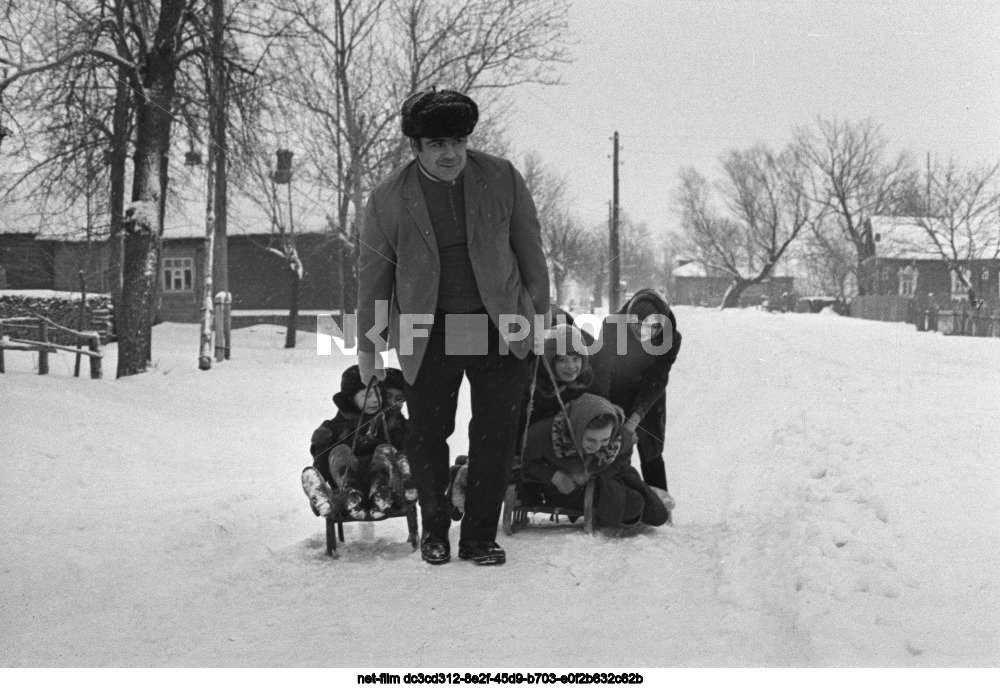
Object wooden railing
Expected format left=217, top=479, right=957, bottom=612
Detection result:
left=0, top=314, right=103, bottom=378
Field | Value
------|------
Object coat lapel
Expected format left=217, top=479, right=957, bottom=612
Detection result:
left=402, top=165, right=438, bottom=254
left=463, top=159, right=485, bottom=250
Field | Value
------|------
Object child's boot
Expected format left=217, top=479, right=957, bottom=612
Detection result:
left=392, top=451, right=419, bottom=507
left=368, top=446, right=395, bottom=519
left=447, top=455, right=469, bottom=521
left=301, top=467, right=333, bottom=517
left=649, top=486, right=676, bottom=511
left=329, top=445, right=367, bottom=519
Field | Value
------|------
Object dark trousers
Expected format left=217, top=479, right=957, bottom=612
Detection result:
left=404, top=315, right=530, bottom=542
left=636, top=394, right=668, bottom=490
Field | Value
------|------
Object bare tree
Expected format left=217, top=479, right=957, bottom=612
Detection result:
left=617, top=215, right=660, bottom=296
left=794, top=116, right=914, bottom=295
left=266, top=0, right=571, bottom=317
left=675, top=145, right=814, bottom=308
left=3, top=0, right=270, bottom=375
left=915, top=156, right=1000, bottom=295
left=794, top=217, right=856, bottom=299
left=1, top=0, right=195, bottom=375
left=391, top=0, right=570, bottom=94
left=520, top=153, right=591, bottom=305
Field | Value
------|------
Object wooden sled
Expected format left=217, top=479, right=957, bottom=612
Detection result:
left=325, top=504, right=419, bottom=556
left=502, top=478, right=595, bottom=535
left=501, top=356, right=599, bottom=535
left=323, top=378, right=420, bottom=556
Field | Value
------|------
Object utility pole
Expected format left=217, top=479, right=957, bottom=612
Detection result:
left=608, top=131, right=621, bottom=311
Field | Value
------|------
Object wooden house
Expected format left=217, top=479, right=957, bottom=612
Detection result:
left=671, top=260, right=795, bottom=308
left=858, top=216, right=1000, bottom=309
left=1, top=180, right=345, bottom=324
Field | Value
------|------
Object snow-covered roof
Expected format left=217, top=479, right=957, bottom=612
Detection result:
left=1, top=169, right=338, bottom=241
left=868, top=215, right=975, bottom=261
left=672, top=261, right=707, bottom=278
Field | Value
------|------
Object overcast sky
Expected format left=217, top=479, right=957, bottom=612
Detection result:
left=502, top=0, right=1000, bottom=236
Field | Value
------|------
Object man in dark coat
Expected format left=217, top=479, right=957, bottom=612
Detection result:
left=591, top=289, right=681, bottom=492
left=355, top=89, right=550, bottom=565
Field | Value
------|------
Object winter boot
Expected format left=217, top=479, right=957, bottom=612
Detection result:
left=649, top=486, right=675, bottom=512
left=368, top=446, right=395, bottom=519
left=457, top=539, right=506, bottom=566
left=328, top=444, right=367, bottom=519
left=301, top=467, right=333, bottom=517
left=447, top=455, right=469, bottom=521
left=391, top=452, right=418, bottom=507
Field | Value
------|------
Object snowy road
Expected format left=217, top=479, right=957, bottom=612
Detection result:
left=1, top=308, right=997, bottom=666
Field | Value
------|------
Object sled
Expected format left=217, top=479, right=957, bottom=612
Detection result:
left=502, top=477, right=595, bottom=535
left=501, top=356, right=598, bottom=535
left=323, top=379, right=419, bottom=556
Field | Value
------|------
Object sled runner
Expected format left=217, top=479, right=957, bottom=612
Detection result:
left=323, top=379, right=419, bottom=556
left=502, top=357, right=597, bottom=535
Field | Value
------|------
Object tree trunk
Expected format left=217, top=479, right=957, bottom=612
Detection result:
left=199, top=130, right=217, bottom=370
left=720, top=279, right=751, bottom=309
left=117, top=3, right=184, bottom=377
left=855, top=256, right=873, bottom=296
left=285, top=266, right=300, bottom=349
left=107, top=66, right=129, bottom=341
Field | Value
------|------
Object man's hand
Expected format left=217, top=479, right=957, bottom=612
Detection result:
left=358, top=350, right=386, bottom=384
left=621, top=413, right=641, bottom=446
left=551, top=470, right=579, bottom=495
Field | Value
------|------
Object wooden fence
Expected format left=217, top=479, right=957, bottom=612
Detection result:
left=931, top=308, right=1000, bottom=337
left=849, top=295, right=915, bottom=323
left=851, top=295, right=1000, bottom=338
left=0, top=314, right=103, bottom=378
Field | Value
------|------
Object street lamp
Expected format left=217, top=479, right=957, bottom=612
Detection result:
left=274, top=149, right=293, bottom=184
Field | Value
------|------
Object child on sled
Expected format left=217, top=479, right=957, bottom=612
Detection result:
left=300, top=365, right=415, bottom=520
left=517, top=393, right=671, bottom=529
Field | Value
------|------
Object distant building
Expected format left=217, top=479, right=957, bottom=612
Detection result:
left=0, top=182, right=344, bottom=322
left=858, top=216, right=1000, bottom=308
left=671, top=260, right=794, bottom=308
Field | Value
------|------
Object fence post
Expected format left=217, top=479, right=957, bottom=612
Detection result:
left=88, top=333, right=102, bottom=379
left=223, top=291, right=232, bottom=360
left=38, top=320, right=49, bottom=375
left=214, top=292, right=232, bottom=362
left=0, top=322, right=5, bottom=374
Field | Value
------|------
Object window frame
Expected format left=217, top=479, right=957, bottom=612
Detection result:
left=162, top=256, right=195, bottom=293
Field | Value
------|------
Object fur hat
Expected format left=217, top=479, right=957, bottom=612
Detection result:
left=339, top=365, right=367, bottom=399
left=401, top=89, right=478, bottom=139
left=384, top=367, right=405, bottom=393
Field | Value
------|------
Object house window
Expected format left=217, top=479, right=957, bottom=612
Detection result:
left=163, top=257, right=194, bottom=292
left=898, top=266, right=918, bottom=296
left=982, top=268, right=990, bottom=283
left=950, top=267, right=971, bottom=300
